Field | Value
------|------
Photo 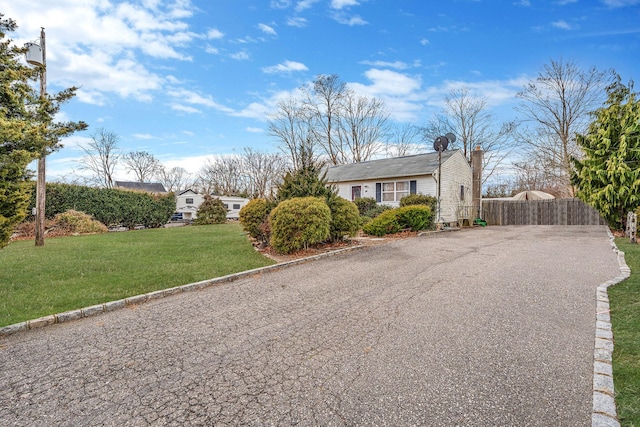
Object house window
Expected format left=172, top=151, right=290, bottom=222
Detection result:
left=351, top=186, right=362, bottom=201
left=460, top=185, right=465, bottom=201
left=185, top=197, right=194, bottom=204
left=223, top=204, right=229, bottom=209
left=233, top=204, right=241, bottom=210
left=382, top=181, right=409, bottom=202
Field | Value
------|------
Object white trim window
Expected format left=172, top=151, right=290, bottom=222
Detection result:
left=382, top=181, right=409, bottom=202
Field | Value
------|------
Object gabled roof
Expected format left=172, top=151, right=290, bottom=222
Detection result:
left=115, top=181, right=167, bottom=193
left=177, top=189, right=199, bottom=196
left=325, top=150, right=459, bottom=182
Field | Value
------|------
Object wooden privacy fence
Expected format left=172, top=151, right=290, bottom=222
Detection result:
left=480, top=198, right=606, bottom=226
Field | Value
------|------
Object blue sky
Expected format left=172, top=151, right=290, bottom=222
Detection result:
left=5, top=0, right=640, bottom=183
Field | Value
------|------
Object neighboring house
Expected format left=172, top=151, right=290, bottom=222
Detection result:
left=174, top=189, right=250, bottom=221
left=325, top=150, right=473, bottom=223
left=115, top=181, right=167, bottom=194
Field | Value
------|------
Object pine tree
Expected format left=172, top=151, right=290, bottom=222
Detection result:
left=573, top=79, right=640, bottom=228
left=193, top=195, right=227, bottom=225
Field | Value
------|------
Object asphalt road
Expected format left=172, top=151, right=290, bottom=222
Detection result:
left=0, top=226, right=621, bottom=426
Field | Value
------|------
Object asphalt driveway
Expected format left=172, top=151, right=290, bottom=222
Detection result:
left=0, top=226, right=621, bottom=426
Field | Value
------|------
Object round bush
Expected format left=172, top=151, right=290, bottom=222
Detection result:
left=193, top=195, right=227, bottom=225
left=362, top=209, right=401, bottom=236
left=239, top=198, right=270, bottom=242
left=269, top=197, right=331, bottom=254
left=400, top=194, right=437, bottom=212
left=327, top=197, right=361, bottom=241
left=396, top=205, right=432, bottom=231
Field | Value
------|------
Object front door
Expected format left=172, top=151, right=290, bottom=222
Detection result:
left=351, top=186, right=362, bottom=201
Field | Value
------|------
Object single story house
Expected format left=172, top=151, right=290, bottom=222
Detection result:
left=174, top=189, right=250, bottom=221
left=325, top=150, right=473, bottom=223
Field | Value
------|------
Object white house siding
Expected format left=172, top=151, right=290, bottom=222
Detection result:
left=174, top=191, right=249, bottom=220
left=438, top=150, right=473, bottom=223
left=334, top=176, right=437, bottom=207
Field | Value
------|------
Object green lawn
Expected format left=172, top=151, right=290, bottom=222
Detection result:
left=611, top=239, right=640, bottom=426
left=0, top=223, right=275, bottom=327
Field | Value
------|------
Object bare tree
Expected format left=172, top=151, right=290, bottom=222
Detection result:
left=241, top=148, right=286, bottom=198
left=197, top=155, right=245, bottom=196
left=268, top=96, right=319, bottom=170
left=423, top=87, right=516, bottom=184
left=77, top=128, right=121, bottom=188
left=515, top=59, right=615, bottom=196
left=385, top=124, right=422, bottom=157
left=159, top=166, right=192, bottom=192
left=336, top=91, right=389, bottom=162
left=123, top=151, right=161, bottom=183
left=268, top=74, right=391, bottom=168
left=304, top=74, right=348, bottom=165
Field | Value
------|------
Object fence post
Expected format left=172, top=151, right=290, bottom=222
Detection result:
left=627, top=211, right=637, bottom=243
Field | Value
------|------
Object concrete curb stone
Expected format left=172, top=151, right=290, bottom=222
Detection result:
left=591, top=229, right=630, bottom=427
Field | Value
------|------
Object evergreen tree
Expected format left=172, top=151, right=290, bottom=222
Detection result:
left=0, top=14, right=86, bottom=248
left=573, top=79, right=640, bottom=228
left=193, top=195, right=227, bottom=225
left=276, top=163, right=336, bottom=203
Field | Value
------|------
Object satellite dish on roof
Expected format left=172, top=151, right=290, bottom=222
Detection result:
left=445, top=132, right=456, bottom=144
left=433, top=135, right=450, bottom=152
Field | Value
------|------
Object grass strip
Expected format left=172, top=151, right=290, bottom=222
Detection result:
left=610, top=239, right=640, bottom=426
left=0, top=223, right=274, bottom=327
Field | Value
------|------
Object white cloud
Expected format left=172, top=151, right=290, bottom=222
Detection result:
left=258, top=23, right=277, bottom=35
left=4, top=0, right=197, bottom=105
left=134, top=133, right=155, bottom=139
left=207, top=28, right=225, bottom=39
left=262, top=60, right=309, bottom=74
left=333, top=14, right=368, bottom=25
left=230, top=51, right=250, bottom=60
left=295, top=0, right=321, bottom=12
left=166, top=89, right=235, bottom=113
left=359, top=60, right=410, bottom=70
left=246, top=127, right=264, bottom=133
left=331, top=0, right=360, bottom=9
left=600, top=0, right=640, bottom=5
left=171, top=104, right=202, bottom=114
left=420, top=38, right=430, bottom=45
left=552, top=20, right=577, bottom=30
left=287, top=17, right=308, bottom=27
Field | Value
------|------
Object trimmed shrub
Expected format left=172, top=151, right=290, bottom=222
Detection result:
left=362, top=205, right=433, bottom=236
left=269, top=197, right=331, bottom=254
left=397, top=205, right=432, bottom=231
left=239, top=198, right=271, bottom=243
left=193, top=195, right=227, bottom=225
left=400, top=194, right=437, bottom=212
left=327, top=197, right=361, bottom=241
left=362, top=203, right=392, bottom=219
left=53, top=210, right=108, bottom=234
left=362, top=209, right=401, bottom=236
left=26, top=182, right=175, bottom=228
left=354, top=197, right=378, bottom=216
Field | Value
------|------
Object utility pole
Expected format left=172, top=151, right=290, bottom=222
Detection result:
left=26, top=28, right=47, bottom=246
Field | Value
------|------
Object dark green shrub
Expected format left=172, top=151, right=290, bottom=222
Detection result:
left=362, top=205, right=433, bottom=236
left=400, top=194, right=437, bottom=212
left=26, top=182, right=175, bottom=228
left=396, top=205, right=432, bottom=231
left=362, top=209, right=401, bottom=236
left=277, top=164, right=336, bottom=203
left=269, top=197, right=331, bottom=254
left=193, top=195, right=227, bottom=225
left=363, top=204, right=393, bottom=220
left=327, top=197, right=361, bottom=241
left=354, top=197, right=378, bottom=216
left=239, top=198, right=270, bottom=243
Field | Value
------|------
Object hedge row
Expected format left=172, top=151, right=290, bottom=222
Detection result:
left=26, top=182, right=176, bottom=229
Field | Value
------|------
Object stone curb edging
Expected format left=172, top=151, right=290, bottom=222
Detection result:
left=0, top=245, right=365, bottom=338
left=592, top=229, right=630, bottom=427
